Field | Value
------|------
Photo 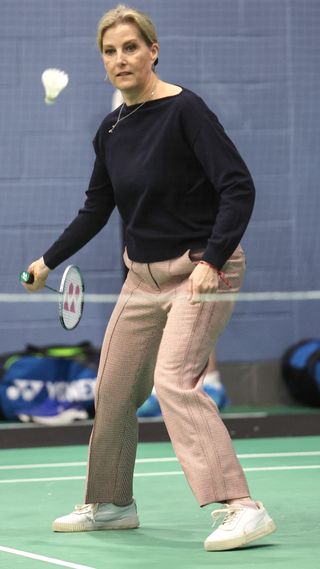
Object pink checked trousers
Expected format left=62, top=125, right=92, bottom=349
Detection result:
left=85, top=246, right=250, bottom=507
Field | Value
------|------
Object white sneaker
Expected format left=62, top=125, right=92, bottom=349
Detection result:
left=52, top=500, right=139, bottom=532
left=204, top=501, right=276, bottom=551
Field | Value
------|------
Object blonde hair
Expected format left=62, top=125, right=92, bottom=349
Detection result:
left=97, top=4, right=159, bottom=65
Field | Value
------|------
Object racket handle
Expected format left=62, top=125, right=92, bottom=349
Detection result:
left=19, top=270, right=58, bottom=293
left=20, top=271, right=34, bottom=285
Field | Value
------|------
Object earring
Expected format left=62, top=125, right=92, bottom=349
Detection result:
left=104, top=73, right=109, bottom=81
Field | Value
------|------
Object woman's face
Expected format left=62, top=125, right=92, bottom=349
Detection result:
left=102, top=23, right=158, bottom=95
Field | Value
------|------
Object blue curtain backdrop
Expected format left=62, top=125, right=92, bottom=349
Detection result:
left=1, top=1, right=319, bottom=361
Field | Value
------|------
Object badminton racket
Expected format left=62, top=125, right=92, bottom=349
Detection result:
left=20, top=265, right=84, bottom=330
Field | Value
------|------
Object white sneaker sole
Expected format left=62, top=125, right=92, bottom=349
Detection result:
left=52, top=516, right=139, bottom=532
left=204, top=519, right=277, bottom=551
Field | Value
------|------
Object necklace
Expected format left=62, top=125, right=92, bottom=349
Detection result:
left=108, top=82, right=157, bottom=134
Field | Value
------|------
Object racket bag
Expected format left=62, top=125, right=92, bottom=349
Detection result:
left=281, top=338, right=320, bottom=406
left=0, top=342, right=98, bottom=423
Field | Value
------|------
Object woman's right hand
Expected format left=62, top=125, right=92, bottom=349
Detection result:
left=23, top=257, right=51, bottom=292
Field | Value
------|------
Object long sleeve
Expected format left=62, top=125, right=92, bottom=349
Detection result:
left=43, top=152, right=115, bottom=270
left=192, top=112, right=255, bottom=268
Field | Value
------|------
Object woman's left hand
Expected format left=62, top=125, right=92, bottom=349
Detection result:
left=188, top=262, right=219, bottom=304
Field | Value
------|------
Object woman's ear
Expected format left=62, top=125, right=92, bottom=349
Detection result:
left=151, top=43, right=159, bottom=67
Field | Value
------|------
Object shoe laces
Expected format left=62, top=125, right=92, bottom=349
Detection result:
left=74, top=504, right=95, bottom=513
left=211, top=505, right=243, bottom=528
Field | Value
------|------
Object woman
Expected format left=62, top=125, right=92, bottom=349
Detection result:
left=24, top=4, right=276, bottom=551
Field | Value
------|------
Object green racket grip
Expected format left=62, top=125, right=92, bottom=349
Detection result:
left=20, top=270, right=58, bottom=293
left=20, top=271, right=34, bottom=285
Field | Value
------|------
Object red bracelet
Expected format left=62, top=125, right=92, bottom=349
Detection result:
left=199, top=260, right=232, bottom=289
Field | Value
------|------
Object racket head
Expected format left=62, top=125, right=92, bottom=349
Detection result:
left=58, top=265, right=84, bottom=330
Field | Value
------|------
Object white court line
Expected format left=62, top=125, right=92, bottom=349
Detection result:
left=1, top=451, right=320, bottom=471
left=0, top=545, right=96, bottom=569
left=238, top=451, right=320, bottom=458
left=0, top=457, right=175, bottom=471
left=0, top=476, right=86, bottom=483
left=1, top=464, right=320, bottom=484
left=244, top=465, right=320, bottom=472
left=0, top=462, right=87, bottom=471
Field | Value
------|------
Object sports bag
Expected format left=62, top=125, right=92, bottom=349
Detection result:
left=281, top=339, right=320, bottom=406
left=0, top=342, right=99, bottom=423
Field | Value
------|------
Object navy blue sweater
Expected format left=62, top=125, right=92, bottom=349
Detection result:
left=43, top=88, right=255, bottom=270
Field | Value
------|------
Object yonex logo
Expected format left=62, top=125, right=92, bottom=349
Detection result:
left=5, top=378, right=95, bottom=402
left=64, top=282, right=81, bottom=314
left=6, top=380, right=43, bottom=401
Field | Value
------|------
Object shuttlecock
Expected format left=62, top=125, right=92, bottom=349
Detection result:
left=41, top=68, right=69, bottom=105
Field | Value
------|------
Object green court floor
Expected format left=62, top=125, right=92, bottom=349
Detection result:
left=0, top=436, right=319, bottom=569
